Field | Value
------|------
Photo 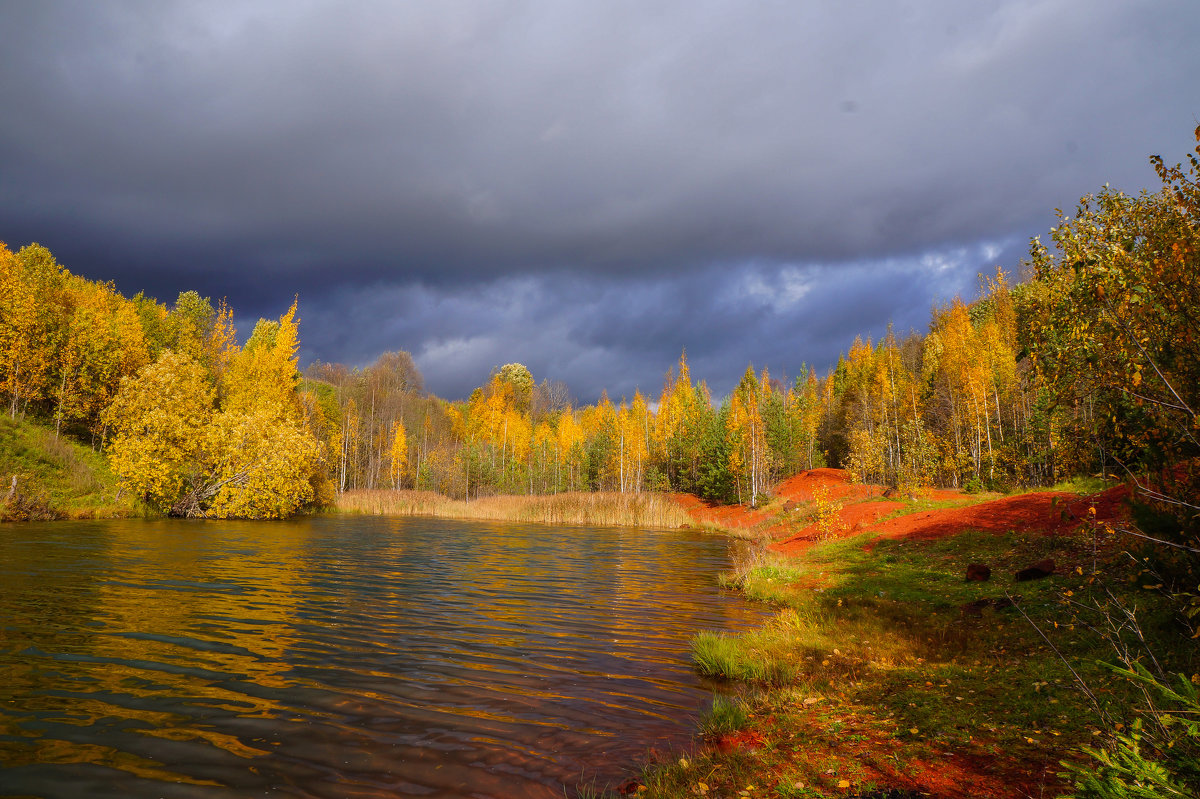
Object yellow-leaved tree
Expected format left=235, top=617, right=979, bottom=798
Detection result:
left=106, top=301, right=320, bottom=518
left=389, top=420, right=408, bottom=489
left=727, top=366, right=768, bottom=506
left=105, top=351, right=214, bottom=511
left=53, top=275, right=150, bottom=438
left=205, top=301, right=320, bottom=518
left=616, top=391, right=649, bottom=493
left=556, top=407, right=585, bottom=490
left=0, top=243, right=65, bottom=417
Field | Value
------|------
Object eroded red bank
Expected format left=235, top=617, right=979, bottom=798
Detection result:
left=673, top=467, right=1128, bottom=555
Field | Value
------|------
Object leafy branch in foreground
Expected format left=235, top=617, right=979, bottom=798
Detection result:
left=1062, top=661, right=1200, bottom=799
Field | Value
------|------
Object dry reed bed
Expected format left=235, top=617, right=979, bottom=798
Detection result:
left=335, top=489, right=692, bottom=528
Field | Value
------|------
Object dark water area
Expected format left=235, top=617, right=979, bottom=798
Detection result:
left=0, top=516, right=764, bottom=798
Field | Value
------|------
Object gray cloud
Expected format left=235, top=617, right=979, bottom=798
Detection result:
left=1, top=1, right=1197, bottom=400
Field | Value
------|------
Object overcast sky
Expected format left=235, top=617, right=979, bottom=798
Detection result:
left=2, top=1, right=1197, bottom=402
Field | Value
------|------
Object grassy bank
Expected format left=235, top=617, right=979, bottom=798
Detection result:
left=594, top=509, right=1195, bottom=798
left=0, top=415, right=133, bottom=520
left=335, top=488, right=693, bottom=528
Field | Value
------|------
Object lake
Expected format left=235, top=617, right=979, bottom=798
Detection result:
left=0, top=516, right=763, bottom=798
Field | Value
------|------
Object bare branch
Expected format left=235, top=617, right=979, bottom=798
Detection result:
left=1005, top=590, right=1112, bottom=726
left=1116, top=525, right=1200, bottom=554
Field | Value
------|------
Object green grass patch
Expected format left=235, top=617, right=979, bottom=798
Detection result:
left=718, top=546, right=812, bottom=603
left=699, top=694, right=751, bottom=738
left=646, top=516, right=1196, bottom=797
left=0, top=414, right=133, bottom=519
left=870, top=493, right=988, bottom=527
left=1044, top=475, right=1118, bottom=495
left=693, top=625, right=805, bottom=685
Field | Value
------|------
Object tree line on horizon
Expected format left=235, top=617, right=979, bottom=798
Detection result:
left=1, top=127, right=1196, bottom=528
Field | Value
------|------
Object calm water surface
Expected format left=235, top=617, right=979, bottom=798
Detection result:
left=0, top=516, right=763, bottom=798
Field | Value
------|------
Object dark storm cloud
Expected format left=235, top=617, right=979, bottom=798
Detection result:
left=1, top=1, right=1197, bottom=400
left=298, top=237, right=1001, bottom=401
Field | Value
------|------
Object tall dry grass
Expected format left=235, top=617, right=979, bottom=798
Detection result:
left=334, top=489, right=693, bottom=528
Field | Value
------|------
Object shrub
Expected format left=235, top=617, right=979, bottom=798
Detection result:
left=1063, top=662, right=1200, bottom=798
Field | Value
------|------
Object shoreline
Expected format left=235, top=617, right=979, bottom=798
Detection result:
left=600, top=471, right=1153, bottom=799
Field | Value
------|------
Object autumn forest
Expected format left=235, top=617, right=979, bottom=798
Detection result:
left=1, top=130, right=1198, bottom=532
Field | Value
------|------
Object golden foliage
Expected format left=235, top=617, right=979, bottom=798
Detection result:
left=203, top=407, right=318, bottom=519
left=105, top=300, right=320, bottom=518
left=389, top=420, right=408, bottom=488
left=105, top=351, right=213, bottom=510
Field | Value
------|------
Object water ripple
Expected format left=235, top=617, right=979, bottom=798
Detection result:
left=0, top=516, right=763, bottom=798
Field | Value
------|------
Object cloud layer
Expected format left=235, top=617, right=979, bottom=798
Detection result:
left=2, top=1, right=1197, bottom=399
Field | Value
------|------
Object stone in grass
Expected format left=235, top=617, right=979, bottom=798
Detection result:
left=965, top=563, right=991, bottom=582
left=1015, top=558, right=1056, bottom=582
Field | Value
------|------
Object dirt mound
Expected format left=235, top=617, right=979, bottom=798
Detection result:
left=775, top=468, right=884, bottom=503
left=770, top=480, right=1128, bottom=555
left=668, top=471, right=1126, bottom=799
left=672, top=470, right=891, bottom=538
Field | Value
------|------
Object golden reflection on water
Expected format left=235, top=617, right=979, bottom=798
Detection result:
left=14, top=738, right=225, bottom=787
left=0, top=516, right=763, bottom=798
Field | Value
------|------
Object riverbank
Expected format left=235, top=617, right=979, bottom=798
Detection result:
left=603, top=470, right=1192, bottom=799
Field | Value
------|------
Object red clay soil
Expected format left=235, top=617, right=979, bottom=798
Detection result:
left=865, top=751, right=1062, bottom=799
left=672, top=492, right=786, bottom=535
left=673, top=467, right=1130, bottom=558
left=709, top=709, right=1063, bottom=799
left=674, top=468, right=899, bottom=538
left=828, top=741, right=1059, bottom=799
left=865, top=483, right=1130, bottom=545
left=677, top=468, right=979, bottom=546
